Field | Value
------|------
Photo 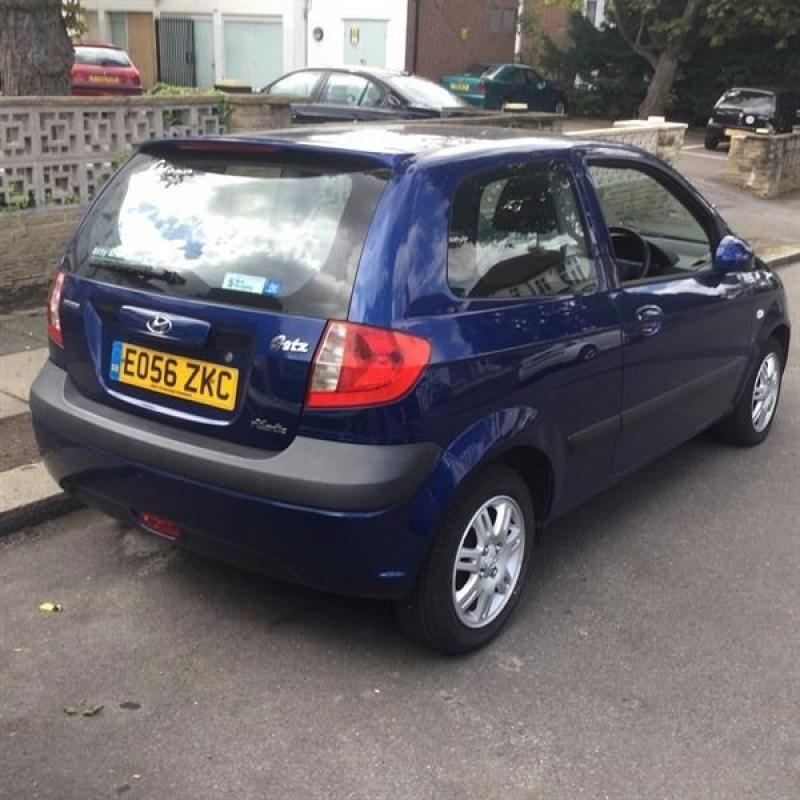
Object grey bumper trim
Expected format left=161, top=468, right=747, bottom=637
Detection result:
left=30, top=361, right=440, bottom=512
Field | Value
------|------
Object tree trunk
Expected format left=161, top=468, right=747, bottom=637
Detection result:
left=638, top=49, right=680, bottom=119
left=0, top=0, right=73, bottom=96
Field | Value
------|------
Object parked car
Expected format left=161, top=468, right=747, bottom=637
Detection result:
left=705, top=87, right=799, bottom=150
left=441, top=63, right=568, bottom=113
left=262, top=66, right=478, bottom=124
left=31, top=127, right=789, bottom=653
left=70, top=42, right=142, bottom=96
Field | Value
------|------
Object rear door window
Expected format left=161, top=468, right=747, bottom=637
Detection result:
left=448, top=161, right=596, bottom=299
left=74, top=151, right=389, bottom=318
left=319, top=73, right=382, bottom=107
left=266, top=70, right=324, bottom=98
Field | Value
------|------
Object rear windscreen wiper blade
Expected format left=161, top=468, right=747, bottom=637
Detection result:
left=87, top=256, right=186, bottom=285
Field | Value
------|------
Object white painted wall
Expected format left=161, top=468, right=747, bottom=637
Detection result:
left=81, top=0, right=307, bottom=83
left=584, top=0, right=608, bottom=27
left=306, top=0, right=408, bottom=71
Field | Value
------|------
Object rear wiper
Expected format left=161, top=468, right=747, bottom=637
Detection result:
left=88, top=256, right=186, bottom=285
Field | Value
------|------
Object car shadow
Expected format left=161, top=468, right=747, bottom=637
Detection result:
left=136, top=431, right=745, bottom=660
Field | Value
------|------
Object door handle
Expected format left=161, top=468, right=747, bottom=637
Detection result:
left=635, top=305, right=664, bottom=336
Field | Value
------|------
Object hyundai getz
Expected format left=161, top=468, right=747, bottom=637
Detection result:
left=31, top=126, right=790, bottom=653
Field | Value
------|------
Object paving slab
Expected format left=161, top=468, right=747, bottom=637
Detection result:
left=0, top=348, right=48, bottom=403
left=0, top=309, right=48, bottom=357
left=0, top=461, right=78, bottom=536
left=0, top=390, right=28, bottom=419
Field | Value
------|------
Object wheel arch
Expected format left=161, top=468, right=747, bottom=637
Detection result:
left=493, top=446, right=555, bottom=524
left=769, top=323, right=791, bottom=367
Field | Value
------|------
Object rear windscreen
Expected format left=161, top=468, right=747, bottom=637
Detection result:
left=74, top=46, right=131, bottom=67
left=717, top=90, right=775, bottom=115
left=74, top=152, right=389, bottom=318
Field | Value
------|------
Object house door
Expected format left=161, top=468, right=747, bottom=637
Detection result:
left=343, top=19, right=387, bottom=68
left=223, top=19, right=283, bottom=89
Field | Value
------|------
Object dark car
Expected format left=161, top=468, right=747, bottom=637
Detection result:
left=705, top=87, right=799, bottom=150
left=70, top=42, right=142, bottom=96
left=441, top=63, right=568, bottom=113
left=262, top=66, right=477, bottom=124
left=31, top=126, right=789, bottom=653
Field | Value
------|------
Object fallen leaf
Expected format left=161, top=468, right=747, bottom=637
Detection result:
left=39, top=602, right=63, bottom=613
left=64, top=701, right=104, bottom=717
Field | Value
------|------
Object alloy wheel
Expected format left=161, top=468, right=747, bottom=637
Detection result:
left=451, top=495, right=526, bottom=629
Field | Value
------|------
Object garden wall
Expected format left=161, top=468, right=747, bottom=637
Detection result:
left=0, top=94, right=292, bottom=311
left=0, top=110, right=686, bottom=311
left=724, top=131, right=800, bottom=198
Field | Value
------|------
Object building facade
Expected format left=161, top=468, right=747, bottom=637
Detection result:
left=79, top=0, right=517, bottom=90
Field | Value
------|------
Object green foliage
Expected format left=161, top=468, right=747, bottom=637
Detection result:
left=63, top=0, right=87, bottom=37
left=148, top=84, right=231, bottom=127
left=538, top=12, right=651, bottom=118
left=706, top=0, right=800, bottom=47
left=533, top=3, right=800, bottom=124
left=147, top=83, right=216, bottom=97
left=672, top=30, right=800, bottom=125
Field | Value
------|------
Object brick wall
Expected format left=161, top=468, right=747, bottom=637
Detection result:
left=406, top=0, right=518, bottom=80
left=0, top=207, right=82, bottom=312
left=523, top=0, right=571, bottom=62
left=725, top=131, right=800, bottom=198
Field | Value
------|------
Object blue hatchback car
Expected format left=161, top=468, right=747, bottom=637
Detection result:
left=31, top=125, right=790, bottom=653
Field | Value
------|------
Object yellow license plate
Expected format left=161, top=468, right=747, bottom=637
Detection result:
left=451, top=83, right=470, bottom=92
left=109, top=341, right=239, bottom=411
left=89, top=74, right=120, bottom=83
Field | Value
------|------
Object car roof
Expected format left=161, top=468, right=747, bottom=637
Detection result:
left=723, top=87, right=794, bottom=96
left=145, top=123, right=655, bottom=172
left=294, top=65, right=405, bottom=79
left=73, top=41, right=124, bottom=50
left=228, top=123, right=583, bottom=165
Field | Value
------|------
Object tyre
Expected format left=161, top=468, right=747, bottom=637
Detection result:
left=714, top=337, right=784, bottom=447
left=704, top=133, right=719, bottom=151
left=395, top=463, right=535, bottom=654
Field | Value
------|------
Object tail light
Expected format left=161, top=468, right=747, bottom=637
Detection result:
left=132, top=72, right=141, bottom=86
left=138, top=512, right=182, bottom=540
left=476, top=81, right=486, bottom=94
left=46, top=269, right=66, bottom=347
left=306, top=321, right=431, bottom=409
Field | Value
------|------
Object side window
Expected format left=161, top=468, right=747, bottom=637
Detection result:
left=588, top=164, right=713, bottom=283
left=448, top=161, right=597, bottom=299
left=525, top=70, right=543, bottom=86
left=509, top=69, right=526, bottom=86
left=320, top=73, right=370, bottom=106
left=267, top=70, right=323, bottom=99
left=360, top=80, right=384, bottom=108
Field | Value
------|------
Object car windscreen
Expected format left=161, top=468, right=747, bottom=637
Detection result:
left=387, top=75, right=468, bottom=109
left=717, top=90, right=775, bottom=115
left=74, top=46, right=131, bottom=67
left=73, top=151, right=389, bottom=318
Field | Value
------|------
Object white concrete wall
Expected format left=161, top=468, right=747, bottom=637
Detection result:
left=81, top=0, right=307, bottom=83
left=306, top=0, right=408, bottom=71
left=584, top=0, right=607, bottom=27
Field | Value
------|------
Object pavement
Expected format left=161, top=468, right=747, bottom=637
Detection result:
left=675, top=129, right=800, bottom=262
left=0, top=311, right=76, bottom=535
left=2, top=261, right=800, bottom=799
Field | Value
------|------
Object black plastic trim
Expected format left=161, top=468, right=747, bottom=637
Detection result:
left=30, top=362, right=440, bottom=512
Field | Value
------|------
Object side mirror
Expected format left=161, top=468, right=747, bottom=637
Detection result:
left=714, top=235, right=755, bottom=272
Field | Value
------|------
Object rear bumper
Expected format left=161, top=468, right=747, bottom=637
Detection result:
left=30, top=361, right=441, bottom=597
left=71, top=84, right=143, bottom=96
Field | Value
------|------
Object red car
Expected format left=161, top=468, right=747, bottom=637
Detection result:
left=71, top=42, right=142, bottom=96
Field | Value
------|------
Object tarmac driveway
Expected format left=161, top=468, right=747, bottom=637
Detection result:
left=2, top=273, right=800, bottom=800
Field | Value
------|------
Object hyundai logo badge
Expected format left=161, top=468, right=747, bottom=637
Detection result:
left=146, top=314, right=173, bottom=335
